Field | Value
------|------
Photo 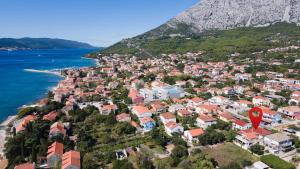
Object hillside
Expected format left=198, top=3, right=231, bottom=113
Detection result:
left=0, top=38, right=96, bottom=50
left=98, top=0, right=300, bottom=58
left=100, top=23, right=300, bottom=59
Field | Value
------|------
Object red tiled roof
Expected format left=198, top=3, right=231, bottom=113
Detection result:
left=16, top=115, right=37, bottom=133
left=14, top=163, right=35, bottom=169
left=140, top=117, right=154, bottom=124
left=62, top=150, right=80, bottom=169
left=160, top=112, right=176, bottom=120
left=165, top=122, right=180, bottom=129
left=116, top=113, right=130, bottom=121
left=47, top=141, right=64, bottom=159
left=198, top=115, right=216, bottom=122
left=187, top=128, right=204, bottom=137
left=234, top=119, right=248, bottom=127
left=132, top=105, right=150, bottom=115
left=241, top=128, right=272, bottom=136
left=178, top=109, right=192, bottom=117
left=43, top=111, right=58, bottom=121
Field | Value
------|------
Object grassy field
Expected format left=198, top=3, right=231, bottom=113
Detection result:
left=201, top=142, right=259, bottom=167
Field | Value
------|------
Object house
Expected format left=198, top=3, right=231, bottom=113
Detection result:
left=196, top=104, right=219, bottom=115
left=47, top=141, right=64, bottom=168
left=168, top=104, right=185, bottom=113
left=234, top=131, right=258, bottom=150
left=43, top=111, right=58, bottom=121
left=263, top=133, right=293, bottom=154
left=164, top=122, right=184, bottom=136
left=209, top=96, right=230, bottom=106
left=289, top=91, right=300, bottom=105
left=116, top=113, right=131, bottom=122
left=14, top=163, right=35, bottom=169
left=235, top=128, right=272, bottom=150
left=253, top=96, right=271, bottom=107
left=245, top=161, right=270, bottom=169
left=219, top=112, right=235, bottom=122
left=278, top=106, right=300, bottom=119
left=150, top=101, right=167, bottom=114
left=13, top=115, right=37, bottom=133
left=233, top=100, right=253, bottom=113
left=49, top=122, right=66, bottom=139
left=62, top=150, right=81, bottom=169
left=140, top=117, right=156, bottom=132
left=232, top=119, right=251, bottom=130
left=139, top=88, right=156, bottom=102
left=196, top=115, right=217, bottom=129
left=160, top=112, right=176, bottom=124
left=132, top=105, right=152, bottom=118
left=187, top=97, right=204, bottom=108
left=153, top=86, right=185, bottom=100
left=99, top=104, right=117, bottom=115
left=260, top=106, right=281, bottom=124
left=128, top=89, right=144, bottom=104
left=183, top=128, right=204, bottom=143
left=116, top=149, right=128, bottom=160
left=139, top=86, right=185, bottom=102
left=177, top=109, right=192, bottom=117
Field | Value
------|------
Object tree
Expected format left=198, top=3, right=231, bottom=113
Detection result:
left=82, top=153, right=99, bottom=169
left=220, top=162, right=242, bottom=169
left=171, top=145, right=188, bottom=159
left=112, top=159, right=133, bottom=169
left=196, top=160, right=214, bottom=169
left=249, top=144, right=264, bottom=155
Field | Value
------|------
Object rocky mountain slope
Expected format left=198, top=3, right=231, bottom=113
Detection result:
left=166, top=0, right=300, bottom=35
left=99, top=0, right=300, bottom=57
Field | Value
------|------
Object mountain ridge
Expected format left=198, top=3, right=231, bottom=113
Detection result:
left=0, top=38, right=97, bottom=50
left=99, top=0, right=300, bottom=57
left=168, top=0, right=300, bottom=34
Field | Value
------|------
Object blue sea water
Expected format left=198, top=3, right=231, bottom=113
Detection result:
left=0, top=49, right=96, bottom=120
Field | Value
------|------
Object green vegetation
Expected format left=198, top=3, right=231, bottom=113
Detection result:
left=261, top=155, right=295, bottom=169
left=0, top=38, right=96, bottom=49
left=5, top=119, right=51, bottom=168
left=100, top=23, right=300, bottom=60
left=201, top=143, right=258, bottom=168
left=249, top=144, right=264, bottom=155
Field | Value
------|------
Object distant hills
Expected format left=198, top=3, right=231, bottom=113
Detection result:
left=0, top=38, right=97, bottom=50
left=99, top=0, right=300, bottom=58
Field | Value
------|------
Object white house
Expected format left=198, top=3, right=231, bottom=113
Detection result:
left=196, top=115, right=217, bottom=129
left=168, top=104, right=185, bottom=113
left=131, top=105, right=152, bottom=119
left=253, top=96, right=271, bottom=107
left=263, top=133, right=293, bottom=154
left=232, top=119, right=251, bottom=130
left=160, top=112, right=176, bottom=125
left=164, top=122, right=184, bottom=136
left=278, top=106, right=300, bottom=119
left=183, top=128, right=204, bottom=143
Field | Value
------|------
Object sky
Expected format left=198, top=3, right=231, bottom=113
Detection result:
left=0, top=0, right=198, bottom=47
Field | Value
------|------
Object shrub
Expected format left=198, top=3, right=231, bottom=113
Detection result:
left=261, top=155, right=295, bottom=169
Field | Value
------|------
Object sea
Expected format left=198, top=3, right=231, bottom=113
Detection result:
left=0, top=49, right=96, bottom=121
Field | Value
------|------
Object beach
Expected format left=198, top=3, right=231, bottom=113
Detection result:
left=0, top=115, right=17, bottom=156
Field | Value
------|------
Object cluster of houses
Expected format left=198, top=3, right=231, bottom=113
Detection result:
left=13, top=111, right=80, bottom=169
left=11, top=48, right=300, bottom=168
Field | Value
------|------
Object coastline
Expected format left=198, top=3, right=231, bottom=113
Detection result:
left=0, top=115, right=17, bottom=157
left=0, top=52, right=98, bottom=160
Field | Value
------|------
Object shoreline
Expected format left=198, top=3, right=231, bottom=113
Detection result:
left=0, top=115, right=17, bottom=157
left=0, top=52, right=98, bottom=159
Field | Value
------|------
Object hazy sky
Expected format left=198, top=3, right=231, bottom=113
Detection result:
left=0, top=0, right=198, bottom=47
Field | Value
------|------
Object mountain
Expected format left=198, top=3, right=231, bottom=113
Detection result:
left=0, top=38, right=96, bottom=50
left=99, top=0, right=300, bottom=58
left=165, top=0, right=300, bottom=35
